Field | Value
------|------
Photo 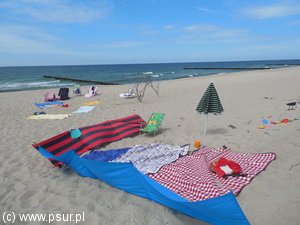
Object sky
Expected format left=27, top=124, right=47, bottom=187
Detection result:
left=0, top=0, right=300, bottom=66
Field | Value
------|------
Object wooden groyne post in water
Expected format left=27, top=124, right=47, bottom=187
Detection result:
left=43, top=75, right=119, bottom=85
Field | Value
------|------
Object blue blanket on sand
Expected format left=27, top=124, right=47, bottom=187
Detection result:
left=37, top=147, right=250, bottom=225
left=34, top=101, right=64, bottom=109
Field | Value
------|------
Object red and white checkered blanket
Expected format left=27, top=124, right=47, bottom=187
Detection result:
left=148, top=146, right=276, bottom=202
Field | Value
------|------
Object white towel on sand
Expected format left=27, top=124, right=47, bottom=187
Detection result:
left=72, top=106, right=95, bottom=114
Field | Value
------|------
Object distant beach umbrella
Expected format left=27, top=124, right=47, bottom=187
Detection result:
left=196, top=82, right=224, bottom=136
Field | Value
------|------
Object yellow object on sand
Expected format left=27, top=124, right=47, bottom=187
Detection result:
left=81, top=100, right=101, bottom=106
left=257, top=125, right=265, bottom=129
left=27, top=114, right=71, bottom=120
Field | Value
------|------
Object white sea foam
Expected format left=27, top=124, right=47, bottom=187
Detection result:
left=0, top=80, right=74, bottom=90
left=143, top=71, right=153, bottom=75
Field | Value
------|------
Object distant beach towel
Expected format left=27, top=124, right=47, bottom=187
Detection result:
left=27, top=114, right=71, bottom=120
left=81, top=100, right=100, bottom=106
left=72, top=106, right=95, bottom=114
left=34, top=101, right=64, bottom=109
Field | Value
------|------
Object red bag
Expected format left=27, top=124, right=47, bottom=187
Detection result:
left=210, top=157, right=241, bottom=177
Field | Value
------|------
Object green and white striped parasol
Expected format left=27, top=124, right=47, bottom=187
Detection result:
left=196, top=82, right=223, bottom=136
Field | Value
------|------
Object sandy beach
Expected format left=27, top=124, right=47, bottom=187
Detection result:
left=1, top=66, right=299, bottom=225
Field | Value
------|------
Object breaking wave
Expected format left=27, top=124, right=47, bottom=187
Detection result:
left=0, top=80, right=74, bottom=91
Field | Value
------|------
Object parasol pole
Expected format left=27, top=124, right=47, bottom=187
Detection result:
left=203, top=114, right=208, bottom=136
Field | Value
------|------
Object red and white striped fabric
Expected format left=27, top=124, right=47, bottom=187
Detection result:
left=33, top=114, right=146, bottom=166
left=148, top=146, right=276, bottom=202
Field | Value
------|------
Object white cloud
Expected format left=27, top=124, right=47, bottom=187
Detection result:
left=244, top=3, right=300, bottom=19
left=101, top=41, right=150, bottom=48
left=140, top=29, right=159, bottom=35
left=196, top=7, right=216, bottom=14
left=0, top=23, right=150, bottom=57
left=0, top=25, right=71, bottom=54
left=0, top=0, right=112, bottom=24
left=163, top=24, right=176, bottom=30
left=183, top=24, right=217, bottom=33
left=134, top=24, right=160, bottom=36
left=180, top=24, right=253, bottom=44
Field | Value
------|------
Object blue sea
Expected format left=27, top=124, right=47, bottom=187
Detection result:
left=0, top=59, right=299, bottom=92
